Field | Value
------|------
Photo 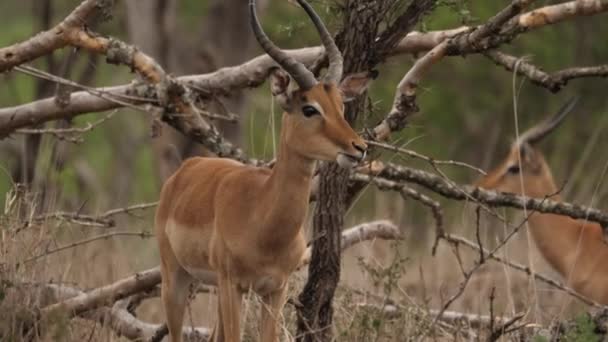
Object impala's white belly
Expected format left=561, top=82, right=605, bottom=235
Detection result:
left=165, top=219, right=215, bottom=276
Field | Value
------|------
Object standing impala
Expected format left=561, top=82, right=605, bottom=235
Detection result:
left=476, top=97, right=608, bottom=304
left=155, top=0, right=373, bottom=341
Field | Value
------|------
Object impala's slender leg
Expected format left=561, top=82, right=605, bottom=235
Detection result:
left=210, top=299, right=225, bottom=342
left=260, top=285, right=288, bottom=342
left=217, top=274, right=242, bottom=342
left=160, top=250, right=193, bottom=342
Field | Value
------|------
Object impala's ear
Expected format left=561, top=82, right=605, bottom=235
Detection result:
left=519, top=142, right=542, bottom=173
left=339, top=70, right=378, bottom=102
left=270, top=68, right=292, bottom=111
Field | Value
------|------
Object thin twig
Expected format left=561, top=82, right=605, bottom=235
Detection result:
left=28, top=201, right=158, bottom=229
left=367, top=140, right=487, bottom=175
left=21, top=231, right=153, bottom=264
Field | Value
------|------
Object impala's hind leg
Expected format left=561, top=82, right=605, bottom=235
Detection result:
left=217, top=274, right=242, bottom=342
left=209, top=297, right=225, bottom=342
left=160, top=251, right=193, bottom=342
left=260, top=285, right=288, bottom=342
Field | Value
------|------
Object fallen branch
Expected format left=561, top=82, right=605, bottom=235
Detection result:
left=29, top=220, right=401, bottom=328
left=41, top=284, right=210, bottom=341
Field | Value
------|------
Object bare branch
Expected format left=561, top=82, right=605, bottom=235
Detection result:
left=0, top=0, right=111, bottom=72
left=355, top=162, right=608, bottom=232
left=441, top=233, right=602, bottom=307
left=372, top=0, right=536, bottom=141
left=367, top=140, right=486, bottom=175
left=27, top=201, right=158, bottom=229
left=445, top=0, right=608, bottom=55
left=299, top=220, right=403, bottom=267
left=484, top=50, right=608, bottom=92
left=3, top=0, right=608, bottom=138
left=371, top=41, right=447, bottom=141
left=21, top=231, right=153, bottom=265
left=517, top=0, right=608, bottom=29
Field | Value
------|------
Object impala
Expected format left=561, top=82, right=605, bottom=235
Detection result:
left=155, top=0, right=373, bottom=341
left=475, top=97, right=608, bottom=304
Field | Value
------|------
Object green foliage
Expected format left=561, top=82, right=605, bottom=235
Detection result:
left=563, top=314, right=601, bottom=342
left=532, top=335, right=549, bottom=342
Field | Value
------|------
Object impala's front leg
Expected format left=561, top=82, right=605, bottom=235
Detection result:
left=260, top=285, right=288, bottom=342
left=217, top=274, right=242, bottom=342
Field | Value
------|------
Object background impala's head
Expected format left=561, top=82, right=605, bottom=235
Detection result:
left=475, top=97, right=579, bottom=198
left=250, top=0, right=371, bottom=169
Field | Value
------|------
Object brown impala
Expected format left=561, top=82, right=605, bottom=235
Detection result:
left=155, top=0, right=374, bottom=341
left=476, top=97, right=608, bottom=304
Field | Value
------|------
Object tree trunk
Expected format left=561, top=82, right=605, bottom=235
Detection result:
left=296, top=0, right=435, bottom=339
left=21, top=0, right=55, bottom=187
left=296, top=1, right=389, bottom=340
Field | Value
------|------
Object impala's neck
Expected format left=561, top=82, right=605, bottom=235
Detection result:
left=522, top=176, right=582, bottom=278
left=258, top=119, right=316, bottom=249
left=527, top=211, right=579, bottom=276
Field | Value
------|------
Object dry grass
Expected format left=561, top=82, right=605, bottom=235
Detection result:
left=1, top=178, right=600, bottom=342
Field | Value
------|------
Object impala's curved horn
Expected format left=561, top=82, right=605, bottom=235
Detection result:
left=296, top=0, right=343, bottom=84
left=517, top=96, right=579, bottom=146
left=249, top=0, right=317, bottom=90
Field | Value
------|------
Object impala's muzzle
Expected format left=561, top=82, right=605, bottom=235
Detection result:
left=336, top=142, right=367, bottom=169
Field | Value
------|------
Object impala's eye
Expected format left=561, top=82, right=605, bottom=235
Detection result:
left=507, top=165, right=521, bottom=174
left=302, top=105, right=320, bottom=117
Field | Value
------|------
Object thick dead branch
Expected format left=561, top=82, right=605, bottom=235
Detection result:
left=3, top=0, right=607, bottom=138
left=485, top=50, right=608, bottom=92
left=0, top=0, right=111, bottom=72
left=355, top=162, right=608, bottom=233
left=0, top=47, right=321, bottom=139
left=64, top=24, right=245, bottom=159
left=517, top=0, right=608, bottom=29
left=371, top=41, right=447, bottom=140
left=42, top=284, right=210, bottom=341
left=445, top=0, right=608, bottom=55
left=299, top=220, right=402, bottom=267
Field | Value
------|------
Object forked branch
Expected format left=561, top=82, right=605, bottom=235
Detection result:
left=485, top=50, right=608, bottom=92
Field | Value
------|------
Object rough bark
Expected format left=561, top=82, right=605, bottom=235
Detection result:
left=21, top=0, right=56, bottom=188
left=296, top=1, right=434, bottom=340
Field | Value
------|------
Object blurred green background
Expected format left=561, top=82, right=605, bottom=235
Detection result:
left=1, top=0, right=607, bottom=218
